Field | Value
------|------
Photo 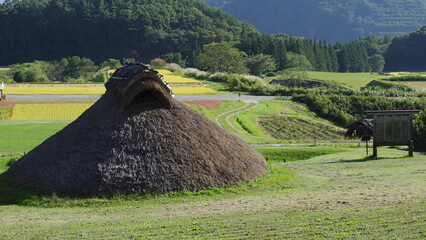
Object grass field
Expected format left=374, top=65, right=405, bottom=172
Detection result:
left=306, top=71, right=383, bottom=89
left=0, top=147, right=424, bottom=239
left=0, top=122, right=68, bottom=154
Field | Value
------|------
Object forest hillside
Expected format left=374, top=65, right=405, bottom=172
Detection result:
left=205, top=0, right=426, bottom=43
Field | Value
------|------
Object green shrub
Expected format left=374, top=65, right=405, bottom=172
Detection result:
left=12, top=61, right=52, bottom=83
left=293, top=90, right=426, bottom=125
left=362, top=80, right=415, bottom=92
left=383, top=75, right=426, bottom=81
left=413, top=110, right=426, bottom=151
left=91, top=71, right=108, bottom=83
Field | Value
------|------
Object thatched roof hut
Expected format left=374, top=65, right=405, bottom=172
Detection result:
left=344, top=119, right=374, bottom=141
left=7, top=64, right=267, bottom=196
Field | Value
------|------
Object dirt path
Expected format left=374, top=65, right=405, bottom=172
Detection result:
left=215, top=100, right=259, bottom=135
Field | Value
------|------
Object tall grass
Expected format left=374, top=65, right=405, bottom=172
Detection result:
left=255, top=146, right=348, bottom=162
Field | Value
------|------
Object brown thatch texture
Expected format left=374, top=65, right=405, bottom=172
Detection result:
left=7, top=65, right=267, bottom=196
left=344, top=119, right=374, bottom=141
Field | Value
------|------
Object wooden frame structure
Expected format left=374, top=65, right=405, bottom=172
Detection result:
left=365, top=110, right=421, bottom=157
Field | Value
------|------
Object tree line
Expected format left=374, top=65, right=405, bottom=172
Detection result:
left=0, top=0, right=425, bottom=73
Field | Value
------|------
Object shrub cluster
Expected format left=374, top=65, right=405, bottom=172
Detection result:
left=8, top=57, right=123, bottom=83
left=293, top=90, right=426, bottom=125
left=413, top=110, right=426, bottom=151
left=383, top=75, right=426, bottom=81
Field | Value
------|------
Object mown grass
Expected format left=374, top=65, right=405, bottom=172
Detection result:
left=0, top=122, right=68, bottom=154
left=0, top=148, right=425, bottom=239
left=306, top=71, right=382, bottom=89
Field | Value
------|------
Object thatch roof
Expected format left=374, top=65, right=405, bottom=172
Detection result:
left=7, top=64, right=267, bottom=196
left=344, top=119, right=374, bottom=141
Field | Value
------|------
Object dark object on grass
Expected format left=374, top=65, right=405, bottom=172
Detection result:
left=344, top=119, right=374, bottom=141
left=7, top=63, right=267, bottom=196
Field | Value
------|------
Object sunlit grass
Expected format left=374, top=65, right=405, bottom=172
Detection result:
left=306, top=71, right=382, bottom=89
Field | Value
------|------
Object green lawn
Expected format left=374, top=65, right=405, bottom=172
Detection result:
left=306, top=71, right=383, bottom=89
left=0, top=147, right=425, bottom=239
left=0, top=122, right=68, bottom=154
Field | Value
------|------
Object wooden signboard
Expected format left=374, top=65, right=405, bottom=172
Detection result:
left=365, top=110, right=421, bottom=157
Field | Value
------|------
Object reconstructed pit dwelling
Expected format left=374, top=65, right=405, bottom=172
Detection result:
left=7, top=63, right=267, bottom=196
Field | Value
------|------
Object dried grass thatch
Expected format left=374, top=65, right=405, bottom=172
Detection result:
left=344, top=119, right=374, bottom=141
left=7, top=64, right=267, bottom=196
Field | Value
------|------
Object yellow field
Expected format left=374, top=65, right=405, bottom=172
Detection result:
left=156, top=69, right=200, bottom=83
left=4, top=87, right=105, bottom=95
left=4, top=86, right=215, bottom=95
left=173, top=87, right=216, bottom=95
left=10, top=103, right=92, bottom=120
left=387, top=72, right=426, bottom=76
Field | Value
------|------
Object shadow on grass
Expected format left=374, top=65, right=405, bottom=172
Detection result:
left=325, top=154, right=414, bottom=164
left=0, top=172, right=44, bottom=206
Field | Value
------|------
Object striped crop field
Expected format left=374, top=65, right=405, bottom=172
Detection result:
left=9, top=103, right=92, bottom=120
left=3, top=86, right=215, bottom=95
left=156, top=69, right=200, bottom=83
left=4, top=87, right=105, bottom=95
left=174, top=87, right=216, bottom=95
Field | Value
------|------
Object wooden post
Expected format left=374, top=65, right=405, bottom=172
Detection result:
left=365, top=140, right=369, bottom=155
left=409, top=140, right=414, bottom=157
left=373, top=141, right=377, bottom=157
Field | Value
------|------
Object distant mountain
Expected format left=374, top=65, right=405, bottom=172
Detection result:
left=205, top=0, right=426, bottom=43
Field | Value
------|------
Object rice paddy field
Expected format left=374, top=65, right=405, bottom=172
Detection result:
left=156, top=69, right=200, bottom=83
left=3, top=70, right=215, bottom=95
left=3, top=86, right=216, bottom=95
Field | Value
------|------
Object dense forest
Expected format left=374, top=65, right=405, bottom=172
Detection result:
left=384, top=26, right=426, bottom=71
left=0, top=0, right=256, bottom=64
left=0, top=0, right=425, bottom=72
left=205, top=0, right=426, bottom=43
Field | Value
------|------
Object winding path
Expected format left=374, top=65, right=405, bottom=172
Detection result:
left=215, top=101, right=260, bottom=134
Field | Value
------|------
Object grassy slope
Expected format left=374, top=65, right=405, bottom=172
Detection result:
left=306, top=71, right=382, bottom=89
left=229, top=100, right=345, bottom=143
left=0, top=147, right=425, bottom=239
